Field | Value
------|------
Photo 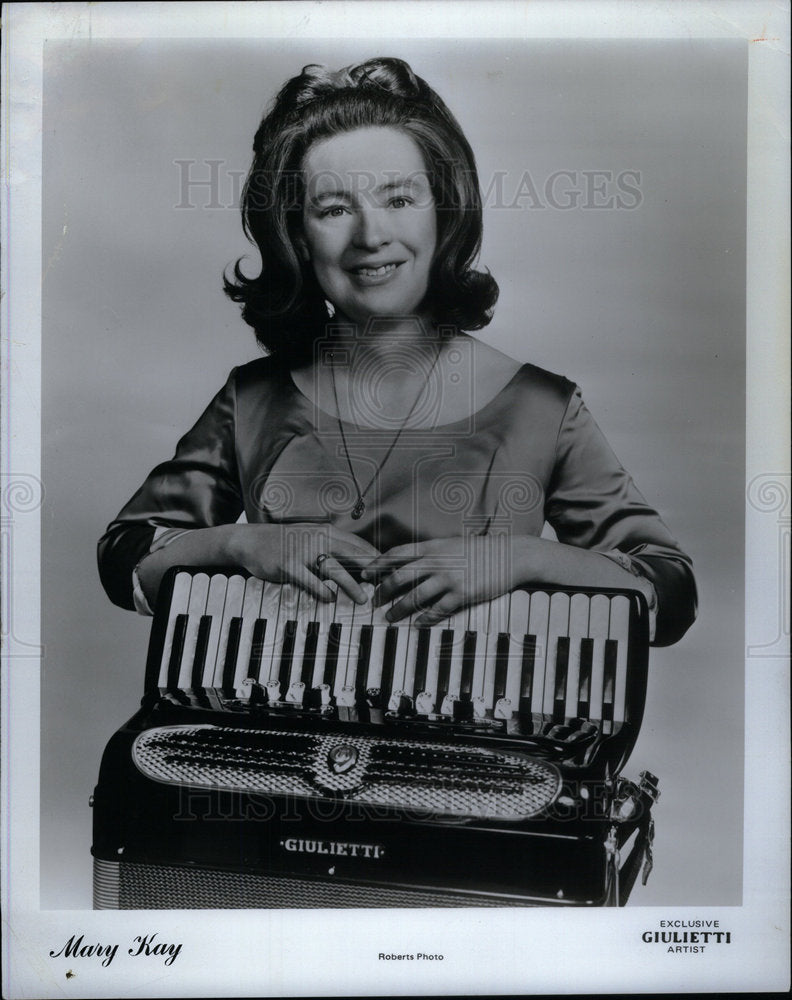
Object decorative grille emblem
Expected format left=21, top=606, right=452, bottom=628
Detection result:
left=132, top=726, right=562, bottom=818
left=328, top=744, right=358, bottom=775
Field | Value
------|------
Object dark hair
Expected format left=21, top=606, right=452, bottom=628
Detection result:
left=223, top=57, right=499, bottom=363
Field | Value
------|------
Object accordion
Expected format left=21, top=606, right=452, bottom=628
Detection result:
left=92, top=566, right=660, bottom=908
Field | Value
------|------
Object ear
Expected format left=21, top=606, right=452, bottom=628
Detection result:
left=294, top=238, right=311, bottom=263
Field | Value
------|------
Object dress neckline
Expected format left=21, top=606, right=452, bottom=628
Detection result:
left=287, top=363, right=528, bottom=432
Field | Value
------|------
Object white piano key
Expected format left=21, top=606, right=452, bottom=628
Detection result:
left=388, top=613, right=414, bottom=709
left=468, top=598, right=491, bottom=715
left=441, top=608, right=468, bottom=713
left=310, top=589, right=338, bottom=689
left=527, top=590, right=550, bottom=714
left=375, top=610, right=400, bottom=703
left=259, top=581, right=288, bottom=683
left=230, top=577, right=264, bottom=691
left=287, top=588, right=314, bottom=691
left=417, top=617, right=448, bottom=714
left=157, top=571, right=193, bottom=687
left=176, top=573, right=210, bottom=689
left=501, top=590, right=530, bottom=716
left=201, top=574, right=229, bottom=689
left=364, top=594, right=389, bottom=693
left=294, top=591, right=321, bottom=690
left=283, top=593, right=311, bottom=705
left=271, top=584, right=301, bottom=694
left=347, top=597, right=369, bottom=700
left=351, top=584, right=376, bottom=694
left=610, top=594, right=631, bottom=722
left=399, top=612, right=421, bottom=706
left=212, top=574, right=246, bottom=690
left=488, top=593, right=513, bottom=712
left=565, top=593, right=591, bottom=719
left=543, top=591, right=571, bottom=716
left=588, top=593, right=611, bottom=720
left=332, top=590, right=358, bottom=700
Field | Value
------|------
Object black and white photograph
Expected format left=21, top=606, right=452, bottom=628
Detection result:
left=2, top=2, right=789, bottom=996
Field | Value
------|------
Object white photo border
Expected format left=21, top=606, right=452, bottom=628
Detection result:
left=2, top=2, right=789, bottom=996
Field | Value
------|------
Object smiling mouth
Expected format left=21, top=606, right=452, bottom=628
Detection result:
left=348, top=262, right=402, bottom=277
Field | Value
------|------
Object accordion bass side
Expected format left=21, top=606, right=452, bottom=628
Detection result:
left=92, top=567, right=660, bottom=908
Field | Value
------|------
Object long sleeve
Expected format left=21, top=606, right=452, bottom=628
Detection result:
left=97, top=369, right=244, bottom=610
left=545, top=386, right=697, bottom=646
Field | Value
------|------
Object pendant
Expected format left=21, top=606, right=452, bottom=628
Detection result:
left=351, top=497, right=365, bottom=520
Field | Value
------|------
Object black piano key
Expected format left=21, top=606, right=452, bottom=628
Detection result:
left=413, top=627, right=431, bottom=694
left=552, top=636, right=570, bottom=723
left=355, top=625, right=373, bottom=698
left=396, top=693, right=414, bottom=717
left=460, top=630, right=477, bottom=701
left=221, top=616, right=242, bottom=694
left=323, top=623, right=342, bottom=691
left=452, top=700, right=473, bottom=721
left=166, top=614, right=189, bottom=690
left=277, top=620, right=297, bottom=695
left=190, top=615, right=213, bottom=704
left=380, top=627, right=399, bottom=703
left=303, top=688, right=323, bottom=710
left=247, top=618, right=267, bottom=682
left=577, top=637, right=593, bottom=718
left=190, top=615, right=212, bottom=691
left=518, top=633, right=536, bottom=714
left=365, top=686, right=384, bottom=712
left=494, top=632, right=510, bottom=701
left=301, top=621, right=319, bottom=687
left=602, top=637, right=618, bottom=727
left=437, top=629, right=454, bottom=707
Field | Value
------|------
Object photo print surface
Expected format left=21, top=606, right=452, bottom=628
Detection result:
left=40, top=36, right=746, bottom=910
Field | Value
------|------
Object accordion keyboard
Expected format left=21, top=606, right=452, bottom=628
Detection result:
left=147, top=569, right=646, bottom=739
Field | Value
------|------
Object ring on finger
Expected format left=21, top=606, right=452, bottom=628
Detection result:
left=315, top=553, right=330, bottom=571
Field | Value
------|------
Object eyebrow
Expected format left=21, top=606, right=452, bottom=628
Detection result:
left=377, top=178, right=425, bottom=194
left=310, top=176, right=428, bottom=204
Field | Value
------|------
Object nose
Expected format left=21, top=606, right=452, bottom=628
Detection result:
left=352, top=206, right=391, bottom=251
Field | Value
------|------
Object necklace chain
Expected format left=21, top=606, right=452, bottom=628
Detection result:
left=328, top=348, right=441, bottom=519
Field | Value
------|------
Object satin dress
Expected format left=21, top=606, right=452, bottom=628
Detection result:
left=98, top=357, right=696, bottom=646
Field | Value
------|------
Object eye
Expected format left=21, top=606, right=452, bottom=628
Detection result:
left=321, top=205, right=348, bottom=218
left=389, top=196, right=412, bottom=209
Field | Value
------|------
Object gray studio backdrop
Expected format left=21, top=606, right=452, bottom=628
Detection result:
left=41, top=38, right=746, bottom=907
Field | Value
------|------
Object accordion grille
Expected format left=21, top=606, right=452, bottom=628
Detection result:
left=132, top=724, right=561, bottom=820
left=93, top=858, right=525, bottom=908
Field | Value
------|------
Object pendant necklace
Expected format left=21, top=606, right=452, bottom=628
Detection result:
left=328, top=347, right=441, bottom=520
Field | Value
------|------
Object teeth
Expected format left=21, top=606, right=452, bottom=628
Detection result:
left=355, top=263, right=397, bottom=276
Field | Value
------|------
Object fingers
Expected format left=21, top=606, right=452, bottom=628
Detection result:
left=413, top=594, right=461, bottom=625
left=386, top=578, right=458, bottom=624
left=316, top=527, right=381, bottom=585
left=315, top=555, right=369, bottom=604
left=361, top=544, right=422, bottom=582
left=371, top=563, right=430, bottom=606
left=289, top=565, right=337, bottom=603
left=328, top=528, right=381, bottom=558
left=270, top=525, right=376, bottom=603
left=232, top=523, right=380, bottom=603
left=333, top=552, right=378, bottom=575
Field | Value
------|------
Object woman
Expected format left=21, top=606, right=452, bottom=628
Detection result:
left=98, top=56, right=696, bottom=648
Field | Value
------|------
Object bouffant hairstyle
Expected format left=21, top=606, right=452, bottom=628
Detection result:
left=224, top=57, right=499, bottom=364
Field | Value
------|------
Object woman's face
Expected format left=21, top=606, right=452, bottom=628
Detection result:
left=301, top=126, right=437, bottom=326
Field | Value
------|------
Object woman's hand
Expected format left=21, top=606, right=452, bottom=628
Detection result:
left=227, top=522, right=379, bottom=604
left=361, top=535, right=535, bottom=624
left=362, top=533, right=652, bottom=624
